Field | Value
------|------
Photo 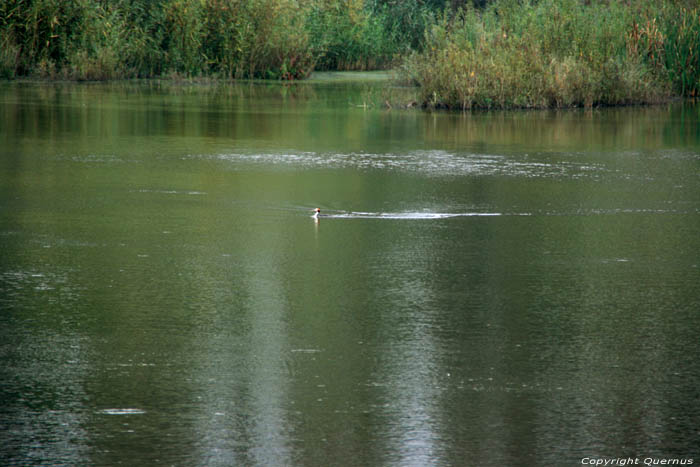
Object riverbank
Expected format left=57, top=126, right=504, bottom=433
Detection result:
left=2, top=1, right=698, bottom=110
left=400, top=0, right=700, bottom=109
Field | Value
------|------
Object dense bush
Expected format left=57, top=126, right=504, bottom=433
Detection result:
left=400, top=0, right=699, bottom=109
left=308, top=0, right=396, bottom=71
left=0, top=0, right=404, bottom=80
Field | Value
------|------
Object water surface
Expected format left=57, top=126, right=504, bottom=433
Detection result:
left=1, top=80, right=699, bottom=466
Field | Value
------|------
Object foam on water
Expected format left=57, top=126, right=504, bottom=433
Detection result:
left=99, top=408, right=146, bottom=415
left=310, top=208, right=690, bottom=219
left=319, top=211, right=516, bottom=219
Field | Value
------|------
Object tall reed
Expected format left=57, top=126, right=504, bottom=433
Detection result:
left=2, top=0, right=698, bottom=98
left=0, top=0, right=403, bottom=80
left=662, top=6, right=700, bottom=96
left=401, top=0, right=683, bottom=109
left=307, top=0, right=400, bottom=71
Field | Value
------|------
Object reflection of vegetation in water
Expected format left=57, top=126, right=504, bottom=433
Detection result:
left=419, top=103, right=700, bottom=150
left=2, top=82, right=697, bottom=158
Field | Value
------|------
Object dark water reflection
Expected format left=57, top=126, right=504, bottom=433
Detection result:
left=1, top=80, right=699, bottom=466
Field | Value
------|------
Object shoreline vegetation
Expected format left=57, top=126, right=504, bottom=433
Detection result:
left=1, top=0, right=698, bottom=109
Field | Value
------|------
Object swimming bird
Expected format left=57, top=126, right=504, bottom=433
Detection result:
left=312, top=208, right=321, bottom=219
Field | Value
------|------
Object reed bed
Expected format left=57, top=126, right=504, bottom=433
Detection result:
left=401, top=0, right=700, bottom=109
left=1, top=0, right=698, bottom=109
left=0, top=0, right=410, bottom=80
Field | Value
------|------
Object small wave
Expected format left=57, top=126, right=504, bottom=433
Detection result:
left=134, top=189, right=206, bottom=195
left=187, top=150, right=607, bottom=179
left=99, top=408, right=146, bottom=415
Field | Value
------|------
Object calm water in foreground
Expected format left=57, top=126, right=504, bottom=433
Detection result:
left=1, top=77, right=699, bottom=466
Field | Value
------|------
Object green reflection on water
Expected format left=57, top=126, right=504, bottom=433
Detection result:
left=1, top=80, right=699, bottom=466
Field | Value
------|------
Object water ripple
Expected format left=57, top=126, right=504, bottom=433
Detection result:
left=185, top=150, right=607, bottom=179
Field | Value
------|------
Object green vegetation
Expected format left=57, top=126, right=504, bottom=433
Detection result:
left=0, top=0, right=426, bottom=80
left=1, top=0, right=698, bottom=108
left=401, top=0, right=700, bottom=109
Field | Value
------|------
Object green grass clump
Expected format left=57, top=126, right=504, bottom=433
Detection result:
left=401, top=0, right=685, bottom=109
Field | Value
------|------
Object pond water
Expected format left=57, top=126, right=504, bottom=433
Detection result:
left=1, top=78, right=699, bottom=466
